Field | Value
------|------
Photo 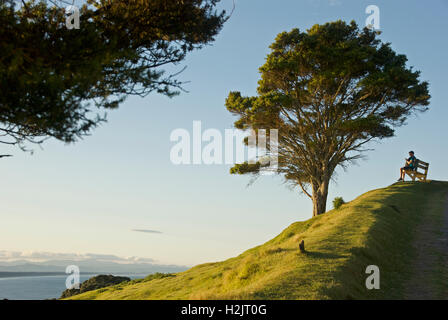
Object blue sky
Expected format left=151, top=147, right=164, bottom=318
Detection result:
left=1, top=0, right=448, bottom=266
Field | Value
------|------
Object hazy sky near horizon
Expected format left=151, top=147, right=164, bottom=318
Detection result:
left=1, top=0, right=448, bottom=267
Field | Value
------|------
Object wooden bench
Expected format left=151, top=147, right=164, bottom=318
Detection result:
left=405, top=159, right=429, bottom=182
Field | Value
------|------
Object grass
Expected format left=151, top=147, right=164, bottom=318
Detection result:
left=67, top=180, right=448, bottom=300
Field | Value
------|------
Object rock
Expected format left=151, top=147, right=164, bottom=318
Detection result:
left=60, top=288, right=80, bottom=299
left=60, top=274, right=131, bottom=298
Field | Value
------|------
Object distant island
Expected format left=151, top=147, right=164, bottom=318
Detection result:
left=0, top=261, right=187, bottom=274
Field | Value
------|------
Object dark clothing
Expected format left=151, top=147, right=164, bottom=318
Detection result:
left=407, top=155, right=416, bottom=168
left=402, top=166, right=415, bottom=171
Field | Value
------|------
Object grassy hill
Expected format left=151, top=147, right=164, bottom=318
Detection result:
left=68, top=181, right=448, bottom=300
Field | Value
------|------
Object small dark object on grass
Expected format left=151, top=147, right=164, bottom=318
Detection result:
left=299, top=240, right=305, bottom=252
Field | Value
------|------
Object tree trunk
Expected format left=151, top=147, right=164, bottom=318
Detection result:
left=311, top=179, right=329, bottom=217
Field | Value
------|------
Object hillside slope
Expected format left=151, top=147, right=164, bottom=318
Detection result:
left=69, top=181, right=448, bottom=300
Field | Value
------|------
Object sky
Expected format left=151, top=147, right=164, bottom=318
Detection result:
left=1, top=0, right=448, bottom=267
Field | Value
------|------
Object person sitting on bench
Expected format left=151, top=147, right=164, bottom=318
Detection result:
left=398, top=151, right=416, bottom=181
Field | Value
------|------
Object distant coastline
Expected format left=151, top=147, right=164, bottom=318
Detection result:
left=0, top=272, right=97, bottom=279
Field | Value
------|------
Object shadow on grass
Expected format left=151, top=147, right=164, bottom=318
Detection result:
left=301, top=251, right=344, bottom=259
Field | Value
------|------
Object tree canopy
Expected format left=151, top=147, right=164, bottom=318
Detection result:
left=226, top=21, right=430, bottom=217
left=0, top=0, right=227, bottom=154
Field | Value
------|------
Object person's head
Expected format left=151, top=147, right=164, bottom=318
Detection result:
left=409, top=151, right=415, bottom=156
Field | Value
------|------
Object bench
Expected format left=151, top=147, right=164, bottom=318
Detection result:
left=405, top=159, right=429, bottom=182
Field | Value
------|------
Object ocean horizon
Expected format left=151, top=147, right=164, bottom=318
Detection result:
left=0, top=272, right=147, bottom=300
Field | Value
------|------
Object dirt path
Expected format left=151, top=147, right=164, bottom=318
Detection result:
left=404, top=191, right=448, bottom=299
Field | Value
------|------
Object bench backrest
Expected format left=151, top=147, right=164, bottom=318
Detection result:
left=415, top=159, right=429, bottom=174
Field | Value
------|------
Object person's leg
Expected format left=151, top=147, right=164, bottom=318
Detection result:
left=398, top=167, right=404, bottom=181
left=402, top=167, right=412, bottom=180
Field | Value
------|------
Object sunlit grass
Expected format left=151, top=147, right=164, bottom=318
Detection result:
left=67, top=181, right=448, bottom=300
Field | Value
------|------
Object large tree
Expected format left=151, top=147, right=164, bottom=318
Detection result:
left=226, top=21, right=430, bottom=217
left=0, top=0, right=227, bottom=155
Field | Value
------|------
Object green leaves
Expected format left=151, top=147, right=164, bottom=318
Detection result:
left=337, top=115, right=394, bottom=138
left=230, top=161, right=262, bottom=175
left=0, top=0, right=227, bottom=148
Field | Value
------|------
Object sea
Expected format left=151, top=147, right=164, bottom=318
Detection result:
left=0, top=272, right=147, bottom=300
